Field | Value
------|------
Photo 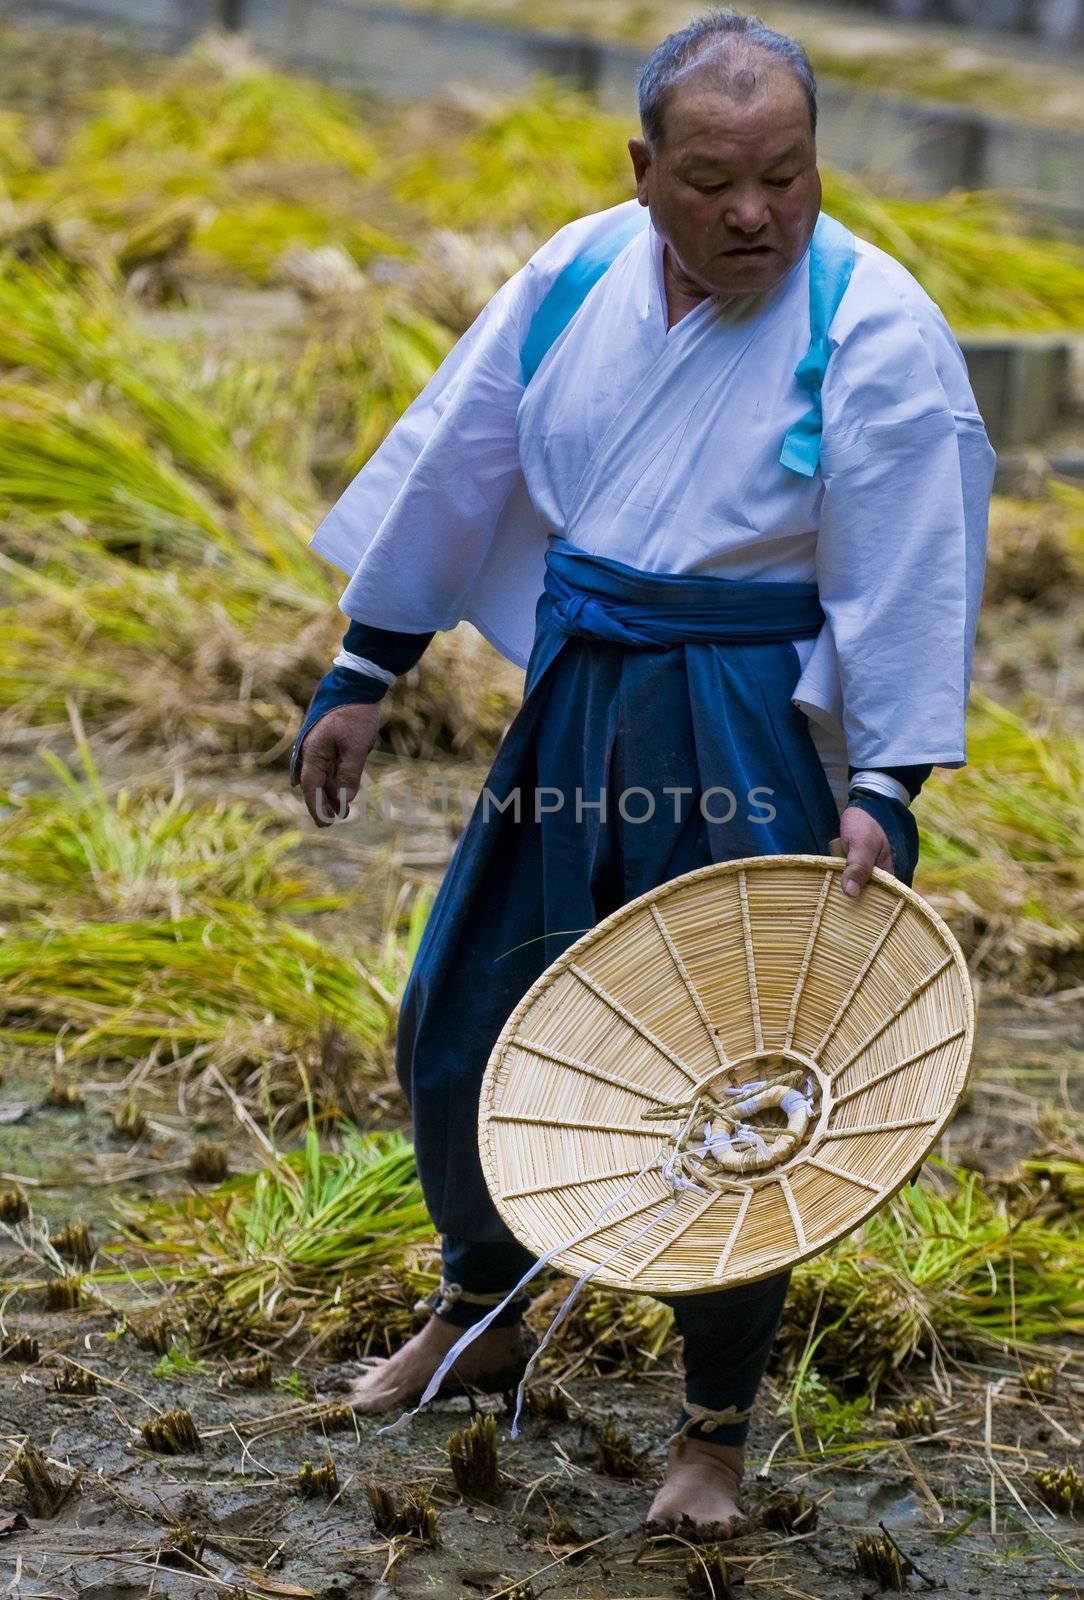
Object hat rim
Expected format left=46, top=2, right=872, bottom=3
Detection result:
left=478, top=853, right=975, bottom=1295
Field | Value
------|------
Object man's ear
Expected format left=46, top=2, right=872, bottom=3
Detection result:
left=627, top=136, right=652, bottom=204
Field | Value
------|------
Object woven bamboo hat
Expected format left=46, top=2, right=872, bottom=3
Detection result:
left=478, top=855, right=974, bottom=1296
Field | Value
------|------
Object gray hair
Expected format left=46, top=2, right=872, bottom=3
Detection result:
left=637, top=9, right=818, bottom=150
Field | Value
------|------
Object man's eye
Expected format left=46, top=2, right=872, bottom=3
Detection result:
left=694, top=181, right=730, bottom=194
left=767, top=175, right=798, bottom=189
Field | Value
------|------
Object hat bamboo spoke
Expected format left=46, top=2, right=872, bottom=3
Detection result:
left=478, top=855, right=974, bottom=1295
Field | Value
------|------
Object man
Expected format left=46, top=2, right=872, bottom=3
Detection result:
left=292, top=9, right=993, bottom=1539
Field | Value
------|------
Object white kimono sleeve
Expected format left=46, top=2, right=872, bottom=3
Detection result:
left=811, top=277, right=995, bottom=770
left=308, top=255, right=543, bottom=634
left=310, top=203, right=660, bottom=664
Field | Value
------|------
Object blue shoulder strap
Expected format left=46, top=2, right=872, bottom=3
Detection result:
left=520, top=208, right=650, bottom=386
left=778, top=212, right=855, bottom=478
left=520, top=208, right=855, bottom=479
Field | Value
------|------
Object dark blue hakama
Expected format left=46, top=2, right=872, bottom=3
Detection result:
left=394, top=539, right=852, bottom=1442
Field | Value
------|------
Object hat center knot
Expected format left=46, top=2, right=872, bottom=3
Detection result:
left=645, top=1049, right=820, bottom=1181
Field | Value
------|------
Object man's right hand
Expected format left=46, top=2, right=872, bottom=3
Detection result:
left=294, top=702, right=382, bottom=828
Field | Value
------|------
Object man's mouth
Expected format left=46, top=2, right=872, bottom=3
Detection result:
left=724, top=244, right=773, bottom=258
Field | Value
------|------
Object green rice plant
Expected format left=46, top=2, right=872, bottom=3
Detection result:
left=0, top=527, right=335, bottom=749
left=0, top=737, right=329, bottom=922
left=0, top=110, right=35, bottom=180
left=391, top=77, right=634, bottom=233
left=287, top=283, right=452, bottom=479
left=915, top=695, right=1084, bottom=987
left=0, top=261, right=325, bottom=577
left=1020, top=1110, right=1084, bottom=1213
left=1022, top=1156, right=1084, bottom=1211
left=984, top=489, right=1084, bottom=607
left=821, top=173, right=1084, bottom=333
left=310, top=1254, right=439, bottom=1357
left=63, top=58, right=377, bottom=175
left=779, top=1366, right=871, bottom=1454
left=153, top=1345, right=209, bottom=1381
left=114, top=1126, right=433, bottom=1320
left=11, top=41, right=403, bottom=290
left=0, top=904, right=395, bottom=1069
left=530, top=1278, right=675, bottom=1379
left=191, top=199, right=403, bottom=285
left=0, top=383, right=233, bottom=551
left=776, top=1166, right=1084, bottom=1391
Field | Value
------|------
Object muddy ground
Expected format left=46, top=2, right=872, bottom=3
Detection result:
left=1, top=773, right=1082, bottom=1600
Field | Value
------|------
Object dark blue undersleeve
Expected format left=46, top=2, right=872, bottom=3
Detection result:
left=289, top=619, right=434, bottom=784
left=844, top=789, right=920, bottom=886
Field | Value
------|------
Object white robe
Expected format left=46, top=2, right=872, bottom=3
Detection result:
left=309, top=198, right=994, bottom=807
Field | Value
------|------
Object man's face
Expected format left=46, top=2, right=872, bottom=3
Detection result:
left=628, top=63, right=821, bottom=299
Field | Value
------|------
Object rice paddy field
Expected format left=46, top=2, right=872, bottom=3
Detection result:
left=0, top=14, right=1083, bottom=1599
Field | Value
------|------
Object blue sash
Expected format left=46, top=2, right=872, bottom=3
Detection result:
left=521, top=210, right=854, bottom=480
left=543, top=539, right=824, bottom=648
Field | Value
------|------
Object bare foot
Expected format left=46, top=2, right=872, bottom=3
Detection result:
left=644, top=1437, right=747, bottom=1541
left=346, top=1314, right=531, bottom=1415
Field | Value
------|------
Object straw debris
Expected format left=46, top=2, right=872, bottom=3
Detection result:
left=314, top=1402, right=355, bottom=1433
left=594, top=1413, right=648, bottom=1480
left=297, top=1456, right=339, bottom=1498
left=187, top=1140, right=230, bottom=1184
left=231, top=1354, right=272, bottom=1388
left=853, top=1530, right=913, bottom=1589
left=1, top=1334, right=39, bottom=1363
left=761, top=1489, right=818, bottom=1533
left=524, top=1384, right=569, bottom=1421
left=12, top=1444, right=81, bottom=1516
left=158, top=1523, right=206, bottom=1570
left=685, top=1546, right=738, bottom=1598
left=172, top=1280, right=258, bottom=1357
left=364, top=1479, right=439, bottom=1544
left=42, top=1274, right=82, bottom=1311
left=130, top=1310, right=176, bottom=1355
left=42, top=1076, right=85, bottom=1110
left=1034, top=1463, right=1084, bottom=1516
left=52, top=1220, right=93, bottom=1264
left=141, top=1407, right=202, bottom=1454
left=448, top=1412, right=502, bottom=1503
left=889, top=1397, right=937, bottom=1437
left=53, top=1360, right=97, bottom=1394
left=111, top=1098, right=147, bottom=1139
left=0, top=1186, right=29, bottom=1223
left=312, top=1258, right=436, bottom=1359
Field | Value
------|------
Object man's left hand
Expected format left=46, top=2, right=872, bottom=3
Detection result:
left=838, top=804, right=893, bottom=897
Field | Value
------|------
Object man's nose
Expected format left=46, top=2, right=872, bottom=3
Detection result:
left=724, top=188, right=770, bottom=233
